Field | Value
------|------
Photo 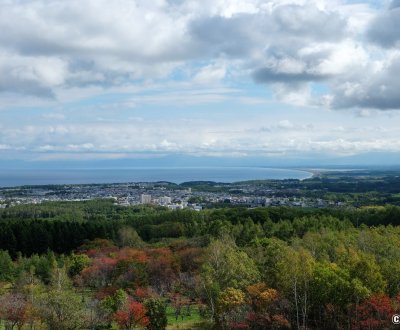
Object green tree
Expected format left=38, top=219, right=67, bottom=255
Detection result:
left=117, top=226, right=144, bottom=248
left=68, top=253, right=91, bottom=277
left=201, top=238, right=260, bottom=321
left=336, top=248, right=386, bottom=294
left=277, top=247, right=315, bottom=330
left=38, top=266, right=86, bottom=330
left=310, top=261, right=370, bottom=328
left=202, top=238, right=260, bottom=290
left=311, top=262, right=354, bottom=307
left=101, top=289, right=128, bottom=314
left=144, top=298, right=167, bottom=330
left=0, top=250, right=15, bottom=282
left=248, top=237, right=288, bottom=287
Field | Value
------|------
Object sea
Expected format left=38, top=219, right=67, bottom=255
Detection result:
left=0, top=167, right=313, bottom=187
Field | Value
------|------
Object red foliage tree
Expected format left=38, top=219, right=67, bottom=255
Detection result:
left=147, top=248, right=179, bottom=293
left=132, top=286, right=155, bottom=301
left=0, top=293, right=27, bottom=330
left=94, top=286, right=120, bottom=301
left=176, top=247, right=204, bottom=273
left=354, top=294, right=394, bottom=329
left=113, top=298, right=149, bottom=330
left=81, top=257, right=118, bottom=287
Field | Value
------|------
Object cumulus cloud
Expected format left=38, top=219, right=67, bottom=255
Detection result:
left=331, top=1, right=400, bottom=110
left=367, top=1, right=400, bottom=48
left=1, top=0, right=400, bottom=161
left=272, top=3, right=347, bottom=42
left=331, top=55, right=400, bottom=110
left=0, top=0, right=354, bottom=99
left=0, top=0, right=192, bottom=96
left=253, top=68, right=327, bottom=84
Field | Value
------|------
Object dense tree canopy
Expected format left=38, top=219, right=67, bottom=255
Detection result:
left=1, top=200, right=400, bottom=328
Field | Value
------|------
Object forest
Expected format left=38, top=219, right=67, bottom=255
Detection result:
left=1, top=200, right=400, bottom=329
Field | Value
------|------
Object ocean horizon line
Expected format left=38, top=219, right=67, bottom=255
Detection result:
left=0, top=167, right=313, bottom=188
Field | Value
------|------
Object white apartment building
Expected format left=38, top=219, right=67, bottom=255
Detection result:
left=140, top=194, right=152, bottom=204
left=159, top=196, right=172, bottom=205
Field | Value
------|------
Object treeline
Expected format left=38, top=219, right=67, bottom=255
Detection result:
left=301, top=174, right=400, bottom=193
left=183, top=172, right=400, bottom=194
left=0, top=199, right=142, bottom=221
left=0, top=220, right=119, bottom=257
left=127, top=205, right=400, bottom=242
left=2, top=200, right=400, bottom=256
left=2, top=199, right=400, bottom=227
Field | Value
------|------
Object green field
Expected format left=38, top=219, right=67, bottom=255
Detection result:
left=166, top=305, right=208, bottom=329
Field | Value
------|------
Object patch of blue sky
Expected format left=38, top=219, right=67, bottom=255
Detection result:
left=345, top=0, right=388, bottom=8
left=311, top=83, right=330, bottom=96
left=167, top=64, right=193, bottom=81
left=0, top=106, right=51, bottom=125
left=232, top=80, right=274, bottom=98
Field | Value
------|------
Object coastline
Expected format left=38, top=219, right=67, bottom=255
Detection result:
left=0, top=167, right=312, bottom=188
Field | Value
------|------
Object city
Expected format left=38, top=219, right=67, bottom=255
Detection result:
left=0, top=173, right=361, bottom=210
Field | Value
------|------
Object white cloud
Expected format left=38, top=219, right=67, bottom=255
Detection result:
left=0, top=0, right=364, bottom=96
left=193, top=63, right=227, bottom=85
left=0, top=0, right=399, bottom=161
left=2, top=110, right=400, bottom=158
left=0, top=0, right=394, bottom=112
left=278, top=120, right=294, bottom=129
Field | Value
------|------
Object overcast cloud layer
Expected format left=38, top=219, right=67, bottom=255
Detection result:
left=1, top=0, right=400, bottom=162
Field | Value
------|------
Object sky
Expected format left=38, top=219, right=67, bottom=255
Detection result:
left=1, top=0, right=400, bottom=167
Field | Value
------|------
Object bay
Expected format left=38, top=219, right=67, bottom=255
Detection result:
left=0, top=167, right=312, bottom=187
